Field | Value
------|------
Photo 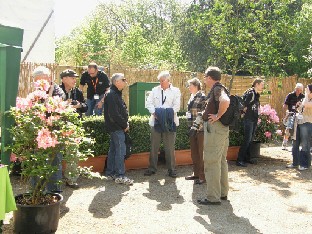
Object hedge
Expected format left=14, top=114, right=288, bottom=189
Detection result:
left=82, top=115, right=242, bottom=156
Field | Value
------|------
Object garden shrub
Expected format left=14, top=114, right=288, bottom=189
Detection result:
left=83, top=115, right=191, bottom=156
left=82, top=115, right=242, bottom=156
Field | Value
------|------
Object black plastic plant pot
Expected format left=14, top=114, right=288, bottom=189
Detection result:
left=13, top=193, right=63, bottom=234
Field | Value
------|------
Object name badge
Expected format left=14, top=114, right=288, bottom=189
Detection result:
left=186, top=112, right=192, bottom=119
left=94, top=94, right=99, bottom=100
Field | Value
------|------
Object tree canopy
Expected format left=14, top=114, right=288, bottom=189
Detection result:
left=56, top=0, right=312, bottom=77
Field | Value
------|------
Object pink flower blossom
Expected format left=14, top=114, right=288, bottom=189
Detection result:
left=36, top=128, right=59, bottom=149
left=74, top=137, right=82, bottom=144
left=34, top=79, right=50, bottom=92
left=46, top=115, right=61, bottom=126
left=276, top=130, right=283, bottom=136
left=265, top=131, right=272, bottom=138
left=36, top=112, right=46, bottom=121
left=16, top=97, right=33, bottom=111
left=31, top=90, right=49, bottom=101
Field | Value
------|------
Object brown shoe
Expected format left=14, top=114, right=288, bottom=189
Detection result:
left=194, top=179, right=206, bottom=185
left=197, top=199, right=221, bottom=205
left=185, top=175, right=199, bottom=180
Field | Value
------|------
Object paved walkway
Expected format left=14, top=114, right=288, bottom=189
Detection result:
left=3, top=146, right=312, bottom=233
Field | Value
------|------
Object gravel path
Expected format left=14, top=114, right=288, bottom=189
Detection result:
left=3, top=146, right=312, bottom=233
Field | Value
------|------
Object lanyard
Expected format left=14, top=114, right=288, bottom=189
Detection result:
left=161, top=90, right=166, bottom=105
left=90, top=77, right=98, bottom=93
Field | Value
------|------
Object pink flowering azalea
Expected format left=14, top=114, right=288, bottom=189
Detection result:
left=35, top=111, right=47, bottom=121
left=74, top=137, right=82, bottom=144
left=55, top=101, right=69, bottom=113
left=264, top=131, right=272, bottom=138
left=36, top=128, right=59, bottom=149
left=16, top=97, right=33, bottom=112
left=46, top=115, right=61, bottom=126
left=34, top=79, right=50, bottom=92
left=31, top=90, right=49, bottom=101
left=276, top=129, right=283, bottom=136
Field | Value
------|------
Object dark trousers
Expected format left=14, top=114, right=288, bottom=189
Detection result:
left=298, top=123, right=312, bottom=167
left=292, top=126, right=300, bottom=166
left=149, top=127, right=176, bottom=172
left=190, top=131, right=205, bottom=180
left=237, top=119, right=257, bottom=162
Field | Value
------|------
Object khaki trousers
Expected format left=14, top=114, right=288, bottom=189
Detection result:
left=203, top=121, right=229, bottom=202
left=190, top=131, right=205, bottom=180
left=149, top=127, right=176, bottom=172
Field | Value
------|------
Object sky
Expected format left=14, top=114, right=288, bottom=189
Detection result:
left=54, top=0, right=192, bottom=38
left=54, top=0, right=102, bottom=38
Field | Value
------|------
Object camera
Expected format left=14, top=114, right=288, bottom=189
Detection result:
left=71, top=100, right=78, bottom=105
left=188, top=114, right=203, bottom=137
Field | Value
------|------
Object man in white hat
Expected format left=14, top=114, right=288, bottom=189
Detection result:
left=282, top=83, right=304, bottom=151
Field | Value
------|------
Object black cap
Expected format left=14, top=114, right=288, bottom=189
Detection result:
left=60, top=69, right=79, bottom=79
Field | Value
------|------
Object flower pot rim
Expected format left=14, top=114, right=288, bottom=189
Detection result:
left=15, top=193, right=63, bottom=207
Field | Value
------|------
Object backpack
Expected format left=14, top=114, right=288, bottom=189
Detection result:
left=242, top=88, right=255, bottom=106
left=214, top=84, right=244, bottom=130
left=124, top=132, right=133, bottom=160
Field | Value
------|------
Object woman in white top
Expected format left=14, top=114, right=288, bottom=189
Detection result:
left=297, top=84, right=312, bottom=170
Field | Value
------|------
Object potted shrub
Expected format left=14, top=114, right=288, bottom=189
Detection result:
left=251, top=104, right=282, bottom=158
left=254, top=104, right=281, bottom=144
left=8, top=79, right=89, bottom=233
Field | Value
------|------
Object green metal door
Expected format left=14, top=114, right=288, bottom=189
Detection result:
left=0, top=24, right=24, bottom=165
left=129, top=82, right=159, bottom=116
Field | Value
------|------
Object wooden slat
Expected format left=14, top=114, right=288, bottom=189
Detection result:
left=18, top=63, right=312, bottom=122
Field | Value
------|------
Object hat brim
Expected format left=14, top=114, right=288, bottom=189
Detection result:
left=62, top=74, right=78, bottom=78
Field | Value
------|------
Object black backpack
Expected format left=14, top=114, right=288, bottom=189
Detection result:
left=124, top=132, right=133, bottom=160
left=214, top=84, right=244, bottom=130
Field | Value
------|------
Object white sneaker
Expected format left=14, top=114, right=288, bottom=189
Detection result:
left=115, top=176, right=134, bottom=185
left=298, top=166, right=308, bottom=171
left=286, top=164, right=297, bottom=168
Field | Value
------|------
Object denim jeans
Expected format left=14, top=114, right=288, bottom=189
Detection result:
left=86, top=97, right=103, bottom=116
left=237, top=119, right=257, bottom=162
left=105, top=130, right=126, bottom=178
left=291, top=126, right=300, bottom=166
left=298, top=122, right=312, bottom=167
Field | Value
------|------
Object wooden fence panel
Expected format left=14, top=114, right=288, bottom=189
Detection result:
left=17, top=62, right=312, bottom=121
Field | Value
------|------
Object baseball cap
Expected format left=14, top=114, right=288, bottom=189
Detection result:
left=60, top=69, right=79, bottom=79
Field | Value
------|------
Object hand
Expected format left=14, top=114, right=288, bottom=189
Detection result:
left=124, top=126, right=130, bottom=132
left=96, top=101, right=103, bottom=109
left=208, top=114, right=219, bottom=123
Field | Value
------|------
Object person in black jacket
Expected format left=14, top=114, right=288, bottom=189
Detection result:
left=60, top=69, right=88, bottom=119
left=59, top=69, right=88, bottom=189
left=103, top=73, right=133, bottom=185
left=236, top=78, right=264, bottom=167
left=79, top=62, right=110, bottom=116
